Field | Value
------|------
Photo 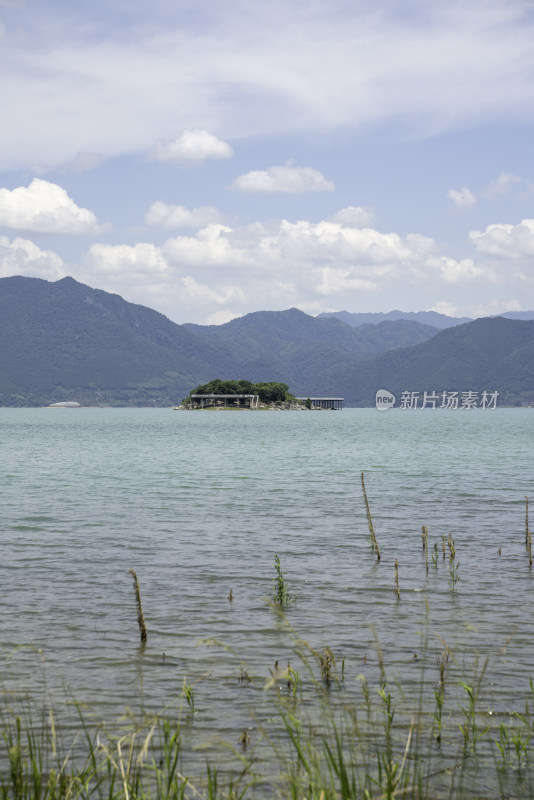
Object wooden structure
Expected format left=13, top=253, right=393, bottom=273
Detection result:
left=189, top=393, right=260, bottom=409
left=295, top=397, right=344, bottom=409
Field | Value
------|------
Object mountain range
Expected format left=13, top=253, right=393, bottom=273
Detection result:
left=1, top=275, right=533, bottom=407
left=319, top=309, right=534, bottom=328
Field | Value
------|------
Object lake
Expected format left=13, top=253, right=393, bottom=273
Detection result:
left=1, top=407, right=533, bottom=793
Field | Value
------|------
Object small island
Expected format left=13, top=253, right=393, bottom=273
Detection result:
left=179, top=379, right=313, bottom=410
left=178, top=379, right=343, bottom=410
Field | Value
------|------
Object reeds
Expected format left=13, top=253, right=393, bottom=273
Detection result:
left=128, top=568, right=147, bottom=643
left=361, top=471, right=381, bottom=561
left=394, top=558, right=400, bottom=598
left=3, top=631, right=534, bottom=800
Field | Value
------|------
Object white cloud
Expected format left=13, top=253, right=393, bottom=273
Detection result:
left=88, top=242, right=169, bottom=276
left=486, top=172, right=522, bottom=198
left=313, top=267, right=377, bottom=296
left=0, top=179, right=103, bottom=234
left=328, top=206, right=375, bottom=227
left=230, top=165, right=335, bottom=193
left=162, top=224, right=248, bottom=268
left=469, top=218, right=534, bottom=258
left=145, top=202, right=223, bottom=229
left=61, top=152, right=105, bottom=173
left=0, top=235, right=65, bottom=279
left=431, top=301, right=459, bottom=317
left=3, top=203, right=519, bottom=325
left=470, top=299, right=523, bottom=317
left=150, top=130, right=233, bottom=164
left=448, top=187, right=477, bottom=208
left=205, top=309, right=240, bottom=325
left=428, top=256, right=493, bottom=283
left=77, top=211, right=504, bottom=322
left=180, top=276, right=245, bottom=307
left=1, top=2, right=534, bottom=170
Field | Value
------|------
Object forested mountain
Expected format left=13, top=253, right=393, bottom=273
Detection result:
left=0, top=276, right=231, bottom=405
left=183, top=310, right=437, bottom=389
left=0, top=276, right=437, bottom=406
left=320, top=317, right=534, bottom=406
left=1, top=275, right=533, bottom=406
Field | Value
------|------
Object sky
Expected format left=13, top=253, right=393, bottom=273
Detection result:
left=1, top=0, right=534, bottom=325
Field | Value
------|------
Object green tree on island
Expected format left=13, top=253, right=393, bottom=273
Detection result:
left=188, top=379, right=295, bottom=405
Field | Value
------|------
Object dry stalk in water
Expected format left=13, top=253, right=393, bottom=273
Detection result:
left=528, top=530, right=533, bottom=567
left=128, top=569, right=147, bottom=643
left=421, top=524, right=429, bottom=551
left=442, top=534, right=446, bottom=560
left=526, top=496, right=530, bottom=546
left=394, top=559, right=400, bottom=598
left=360, top=471, right=381, bottom=561
left=422, top=525, right=429, bottom=573
left=320, top=647, right=334, bottom=685
left=438, top=645, right=450, bottom=686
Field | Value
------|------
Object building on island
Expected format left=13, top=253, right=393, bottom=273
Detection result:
left=188, top=394, right=260, bottom=409
left=295, top=397, right=344, bottom=409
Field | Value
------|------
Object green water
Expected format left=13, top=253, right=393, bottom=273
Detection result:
left=1, top=407, right=533, bottom=780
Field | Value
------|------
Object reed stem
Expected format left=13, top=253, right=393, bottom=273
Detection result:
left=421, top=524, right=429, bottom=551
left=128, top=569, right=147, bottom=643
left=361, top=471, right=381, bottom=561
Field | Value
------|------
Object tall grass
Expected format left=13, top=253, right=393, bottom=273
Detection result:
left=2, top=622, right=534, bottom=800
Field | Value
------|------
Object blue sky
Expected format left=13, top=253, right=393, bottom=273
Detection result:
left=1, top=0, right=534, bottom=324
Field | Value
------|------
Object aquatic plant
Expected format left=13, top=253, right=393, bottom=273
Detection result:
left=394, top=558, right=400, bottom=598
left=360, top=471, right=381, bottom=561
left=273, top=554, right=293, bottom=607
left=3, top=633, right=534, bottom=800
left=320, top=646, right=334, bottom=686
left=448, top=537, right=460, bottom=593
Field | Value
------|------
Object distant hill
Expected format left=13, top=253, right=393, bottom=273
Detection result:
left=0, top=276, right=438, bottom=406
left=497, top=311, right=534, bottom=321
left=2, top=275, right=533, bottom=407
left=183, top=310, right=438, bottom=391
left=318, top=309, right=473, bottom=329
left=0, top=276, right=231, bottom=405
left=320, top=317, right=534, bottom=406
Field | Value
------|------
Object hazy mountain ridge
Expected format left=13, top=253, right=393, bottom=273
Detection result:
left=318, top=309, right=473, bottom=329
left=0, top=275, right=532, bottom=406
left=319, top=309, right=534, bottom=329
